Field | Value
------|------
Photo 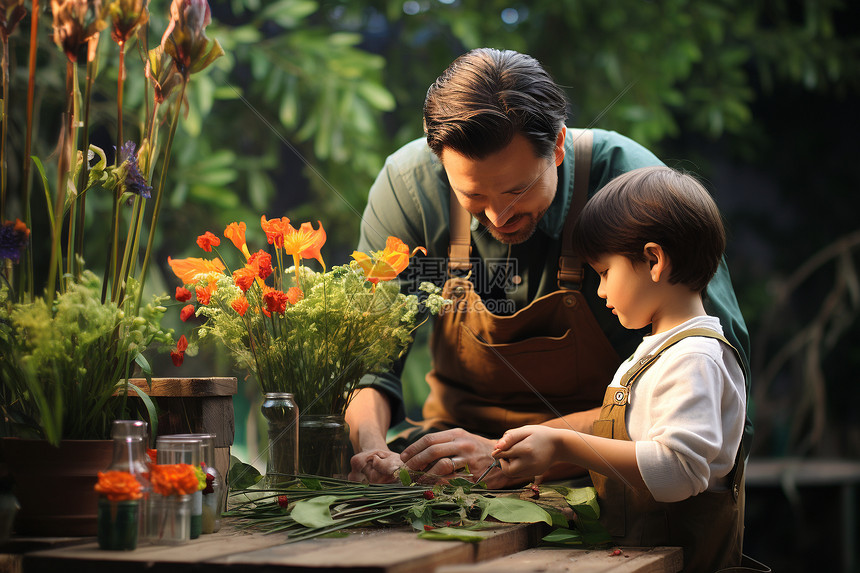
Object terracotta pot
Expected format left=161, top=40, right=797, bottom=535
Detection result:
left=0, top=438, right=113, bottom=536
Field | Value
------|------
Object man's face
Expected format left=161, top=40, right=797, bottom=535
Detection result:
left=441, top=131, right=564, bottom=244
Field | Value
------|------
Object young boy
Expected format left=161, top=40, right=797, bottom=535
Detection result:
left=493, top=166, right=747, bottom=572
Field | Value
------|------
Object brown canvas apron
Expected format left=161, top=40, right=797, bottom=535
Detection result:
left=418, top=130, right=621, bottom=437
left=590, top=328, right=746, bottom=573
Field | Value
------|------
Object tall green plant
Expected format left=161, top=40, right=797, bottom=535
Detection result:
left=0, top=0, right=222, bottom=445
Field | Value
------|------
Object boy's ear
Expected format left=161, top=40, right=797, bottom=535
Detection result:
left=643, top=242, right=667, bottom=282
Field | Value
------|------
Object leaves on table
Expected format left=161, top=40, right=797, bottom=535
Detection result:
left=225, top=475, right=609, bottom=546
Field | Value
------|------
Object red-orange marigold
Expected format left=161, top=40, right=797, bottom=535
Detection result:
left=263, top=289, right=289, bottom=314
left=94, top=471, right=143, bottom=502
left=196, top=231, right=220, bottom=252
left=232, top=266, right=258, bottom=292
left=231, top=296, right=249, bottom=317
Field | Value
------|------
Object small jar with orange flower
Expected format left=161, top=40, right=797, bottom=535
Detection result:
left=95, top=471, right=143, bottom=550
left=148, top=464, right=200, bottom=545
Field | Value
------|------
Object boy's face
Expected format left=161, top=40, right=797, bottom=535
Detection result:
left=590, top=254, right=660, bottom=331
left=441, top=131, right=565, bottom=244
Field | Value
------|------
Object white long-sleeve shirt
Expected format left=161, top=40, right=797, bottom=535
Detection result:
left=607, top=315, right=746, bottom=503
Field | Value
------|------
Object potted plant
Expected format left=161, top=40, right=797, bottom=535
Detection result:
left=0, top=0, right=222, bottom=535
left=168, top=219, right=449, bottom=479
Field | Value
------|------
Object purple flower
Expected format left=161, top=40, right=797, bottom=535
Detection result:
left=0, top=219, right=30, bottom=263
left=117, top=141, right=152, bottom=199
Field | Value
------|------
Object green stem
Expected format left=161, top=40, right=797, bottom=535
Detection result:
left=46, top=61, right=76, bottom=304
left=109, top=45, right=126, bottom=302
left=65, top=63, right=82, bottom=281
left=1, top=37, right=9, bottom=223
left=135, top=77, right=188, bottom=314
left=20, top=0, right=39, bottom=302
left=75, top=53, right=98, bottom=280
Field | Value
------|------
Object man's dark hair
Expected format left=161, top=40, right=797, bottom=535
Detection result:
left=572, top=166, right=726, bottom=293
left=423, top=48, right=568, bottom=160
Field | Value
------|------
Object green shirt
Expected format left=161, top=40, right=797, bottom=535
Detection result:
left=357, top=128, right=752, bottom=449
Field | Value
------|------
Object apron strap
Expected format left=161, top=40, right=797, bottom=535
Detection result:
left=617, top=326, right=749, bottom=500
left=448, top=187, right=473, bottom=275
left=557, top=128, right=593, bottom=290
left=620, top=327, right=745, bottom=388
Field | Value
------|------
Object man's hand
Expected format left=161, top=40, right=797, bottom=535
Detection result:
left=348, top=448, right=401, bottom=483
left=399, top=428, right=513, bottom=488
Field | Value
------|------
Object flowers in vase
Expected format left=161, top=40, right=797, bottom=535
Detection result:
left=95, top=470, right=143, bottom=550
left=168, top=215, right=450, bottom=416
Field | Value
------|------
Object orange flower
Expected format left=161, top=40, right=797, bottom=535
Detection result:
left=260, top=215, right=291, bottom=249
left=231, top=296, right=249, bottom=317
left=175, top=286, right=192, bottom=302
left=94, top=471, right=143, bottom=502
left=150, top=464, right=200, bottom=496
left=171, top=335, right=188, bottom=367
left=225, top=221, right=250, bottom=259
left=168, top=256, right=225, bottom=285
left=352, top=237, right=426, bottom=285
left=232, top=265, right=258, bottom=293
left=195, top=279, right=216, bottom=305
left=196, top=231, right=220, bottom=252
left=283, top=221, right=326, bottom=269
left=286, top=286, right=303, bottom=305
left=180, top=304, right=195, bottom=321
left=263, top=289, right=289, bottom=314
left=248, top=250, right=273, bottom=280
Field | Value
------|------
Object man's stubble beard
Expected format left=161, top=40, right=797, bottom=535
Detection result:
left=475, top=207, right=548, bottom=245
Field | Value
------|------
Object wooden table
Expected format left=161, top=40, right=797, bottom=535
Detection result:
left=4, top=523, right=682, bottom=573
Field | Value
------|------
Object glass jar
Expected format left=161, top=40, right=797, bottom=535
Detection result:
left=167, top=433, right=224, bottom=533
left=298, top=414, right=351, bottom=478
left=106, top=420, right=152, bottom=543
left=261, top=393, right=299, bottom=486
left=97, top=497, right=139, bottom=550
left=148, top=493, right=192, bottom=545
left=156, top=436, right=203, bottom=539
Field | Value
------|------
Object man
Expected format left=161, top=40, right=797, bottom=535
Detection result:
left=346, top=48, right=750, bottom=487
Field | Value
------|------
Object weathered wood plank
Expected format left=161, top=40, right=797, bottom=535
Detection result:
left=129, top=377, right=238, bottom=398
left=21, top=527, right=290, bottom=573
left=436, top=546, right=683, bottom=573
left=209, top=523, right=539, bottom=573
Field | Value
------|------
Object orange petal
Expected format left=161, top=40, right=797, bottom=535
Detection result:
left=168, top=256, right=225, bottom=285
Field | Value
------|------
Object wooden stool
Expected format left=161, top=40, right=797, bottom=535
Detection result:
left=129, top=377, right=237, bottom=488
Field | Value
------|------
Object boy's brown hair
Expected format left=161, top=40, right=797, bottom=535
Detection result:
left=572, top=166, right=726, bottom=293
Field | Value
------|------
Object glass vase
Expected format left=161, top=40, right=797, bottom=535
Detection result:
left=97, top=498, right=139, bottom=551
left=108, top=420, right=152, bottom=543
left=298, top=414, right=351, bottom=478
left=167, top=433, right=224, bottom=533
left=149, top=493, right=191, bottom=545
left=155, top=436, right=203, bottom=539
left=261, top=393, right=299, bottom=486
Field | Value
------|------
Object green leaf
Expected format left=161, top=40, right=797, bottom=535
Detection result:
left=124, top=375, right=158, bottom=441
left=356, top=82, right=395, bottom=111
left=542, top=527, right=584, bottom=545
left=483, top=497, right=552, bottom=525
left=228, top=457, right=263, bottom=490
left=290, top=495, right=337, bottom=528
left=260, top=0, right=317, bottom=27
left=399, top=466, right=411, bottom=486
left=299, top=477, right=323, bottom=490
left=561, top=487, right=601, bottom=520
left=418, top=527, right=487, bottom=543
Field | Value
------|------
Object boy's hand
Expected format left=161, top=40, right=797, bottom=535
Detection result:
left=493, top=425, right=562, bottom=479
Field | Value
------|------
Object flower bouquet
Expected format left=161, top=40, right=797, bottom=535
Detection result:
left=0, top=0, right=223, bottom=447
left=168, top=216, right=449, bottom=476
